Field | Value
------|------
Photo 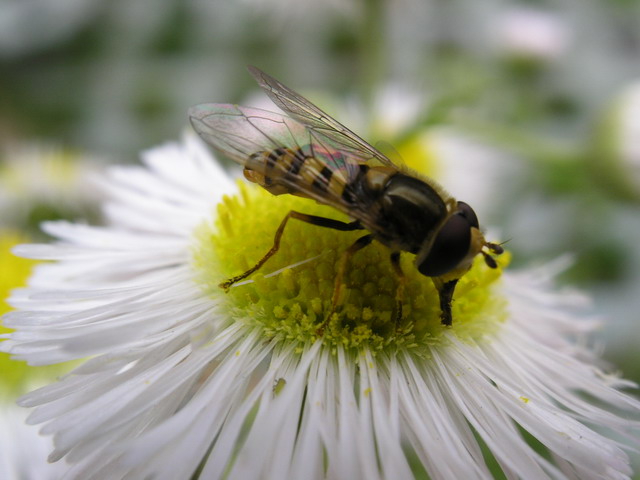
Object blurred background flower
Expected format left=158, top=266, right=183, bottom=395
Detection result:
left=0, top=144, right=104, bottom=238
left=0, top=231, right=74, bottom=478
left=1, top=0, right=639, bottom=476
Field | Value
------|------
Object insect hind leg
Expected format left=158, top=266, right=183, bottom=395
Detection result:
left=219, top=211, right=364, bottom=291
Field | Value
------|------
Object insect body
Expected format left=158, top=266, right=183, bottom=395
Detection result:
left=189, top=66, right=503, bottom=327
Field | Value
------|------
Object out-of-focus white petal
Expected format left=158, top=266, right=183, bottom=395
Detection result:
left=0, top=406, right=69, bottom=479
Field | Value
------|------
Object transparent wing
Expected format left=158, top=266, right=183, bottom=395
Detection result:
left=189, top=103, right=361, bottom=178
left=189, top=103, right=366, bottom=215
left=247, top=65, right=398, bottom=168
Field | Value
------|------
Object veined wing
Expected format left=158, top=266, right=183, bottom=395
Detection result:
left=189, top=103, right=366, bottom=214
left=247, top=65, right=398, bottom=168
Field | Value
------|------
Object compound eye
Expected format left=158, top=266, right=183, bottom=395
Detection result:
left=418, top=214, right=471, bottom=277
left=457, top=201, right=479, bottom=229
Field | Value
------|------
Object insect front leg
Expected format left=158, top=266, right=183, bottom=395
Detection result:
left=219, top=211, right=363, bottom=291
left=431, top=277, right=459, bottom=326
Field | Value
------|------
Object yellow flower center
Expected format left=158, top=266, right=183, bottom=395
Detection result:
left=193, top=183, right=508, bottom=353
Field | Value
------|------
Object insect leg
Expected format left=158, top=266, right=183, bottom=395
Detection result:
left=219, top=211, right=364, bottom=291
left=432, top=277, right=459, bottom=326
left=318, top=233, right=375, bottom=334
left=390, top=252, right=406, bottom=329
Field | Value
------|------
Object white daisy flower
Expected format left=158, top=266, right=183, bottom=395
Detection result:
left=0, top=143, right=105, bottom=232
left=618, top=83, right=640, bottom=190
left=493, top=7, right=571, bottom=63
left=593, top=81, right=640, bottom=202
left=2, top=134, right=639, bottom=479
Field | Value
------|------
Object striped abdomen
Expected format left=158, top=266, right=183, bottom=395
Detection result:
left=244, top=146, right=351, bottom=200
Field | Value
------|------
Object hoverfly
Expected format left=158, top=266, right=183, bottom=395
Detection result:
left=189, top=66, right=503, bottom=328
